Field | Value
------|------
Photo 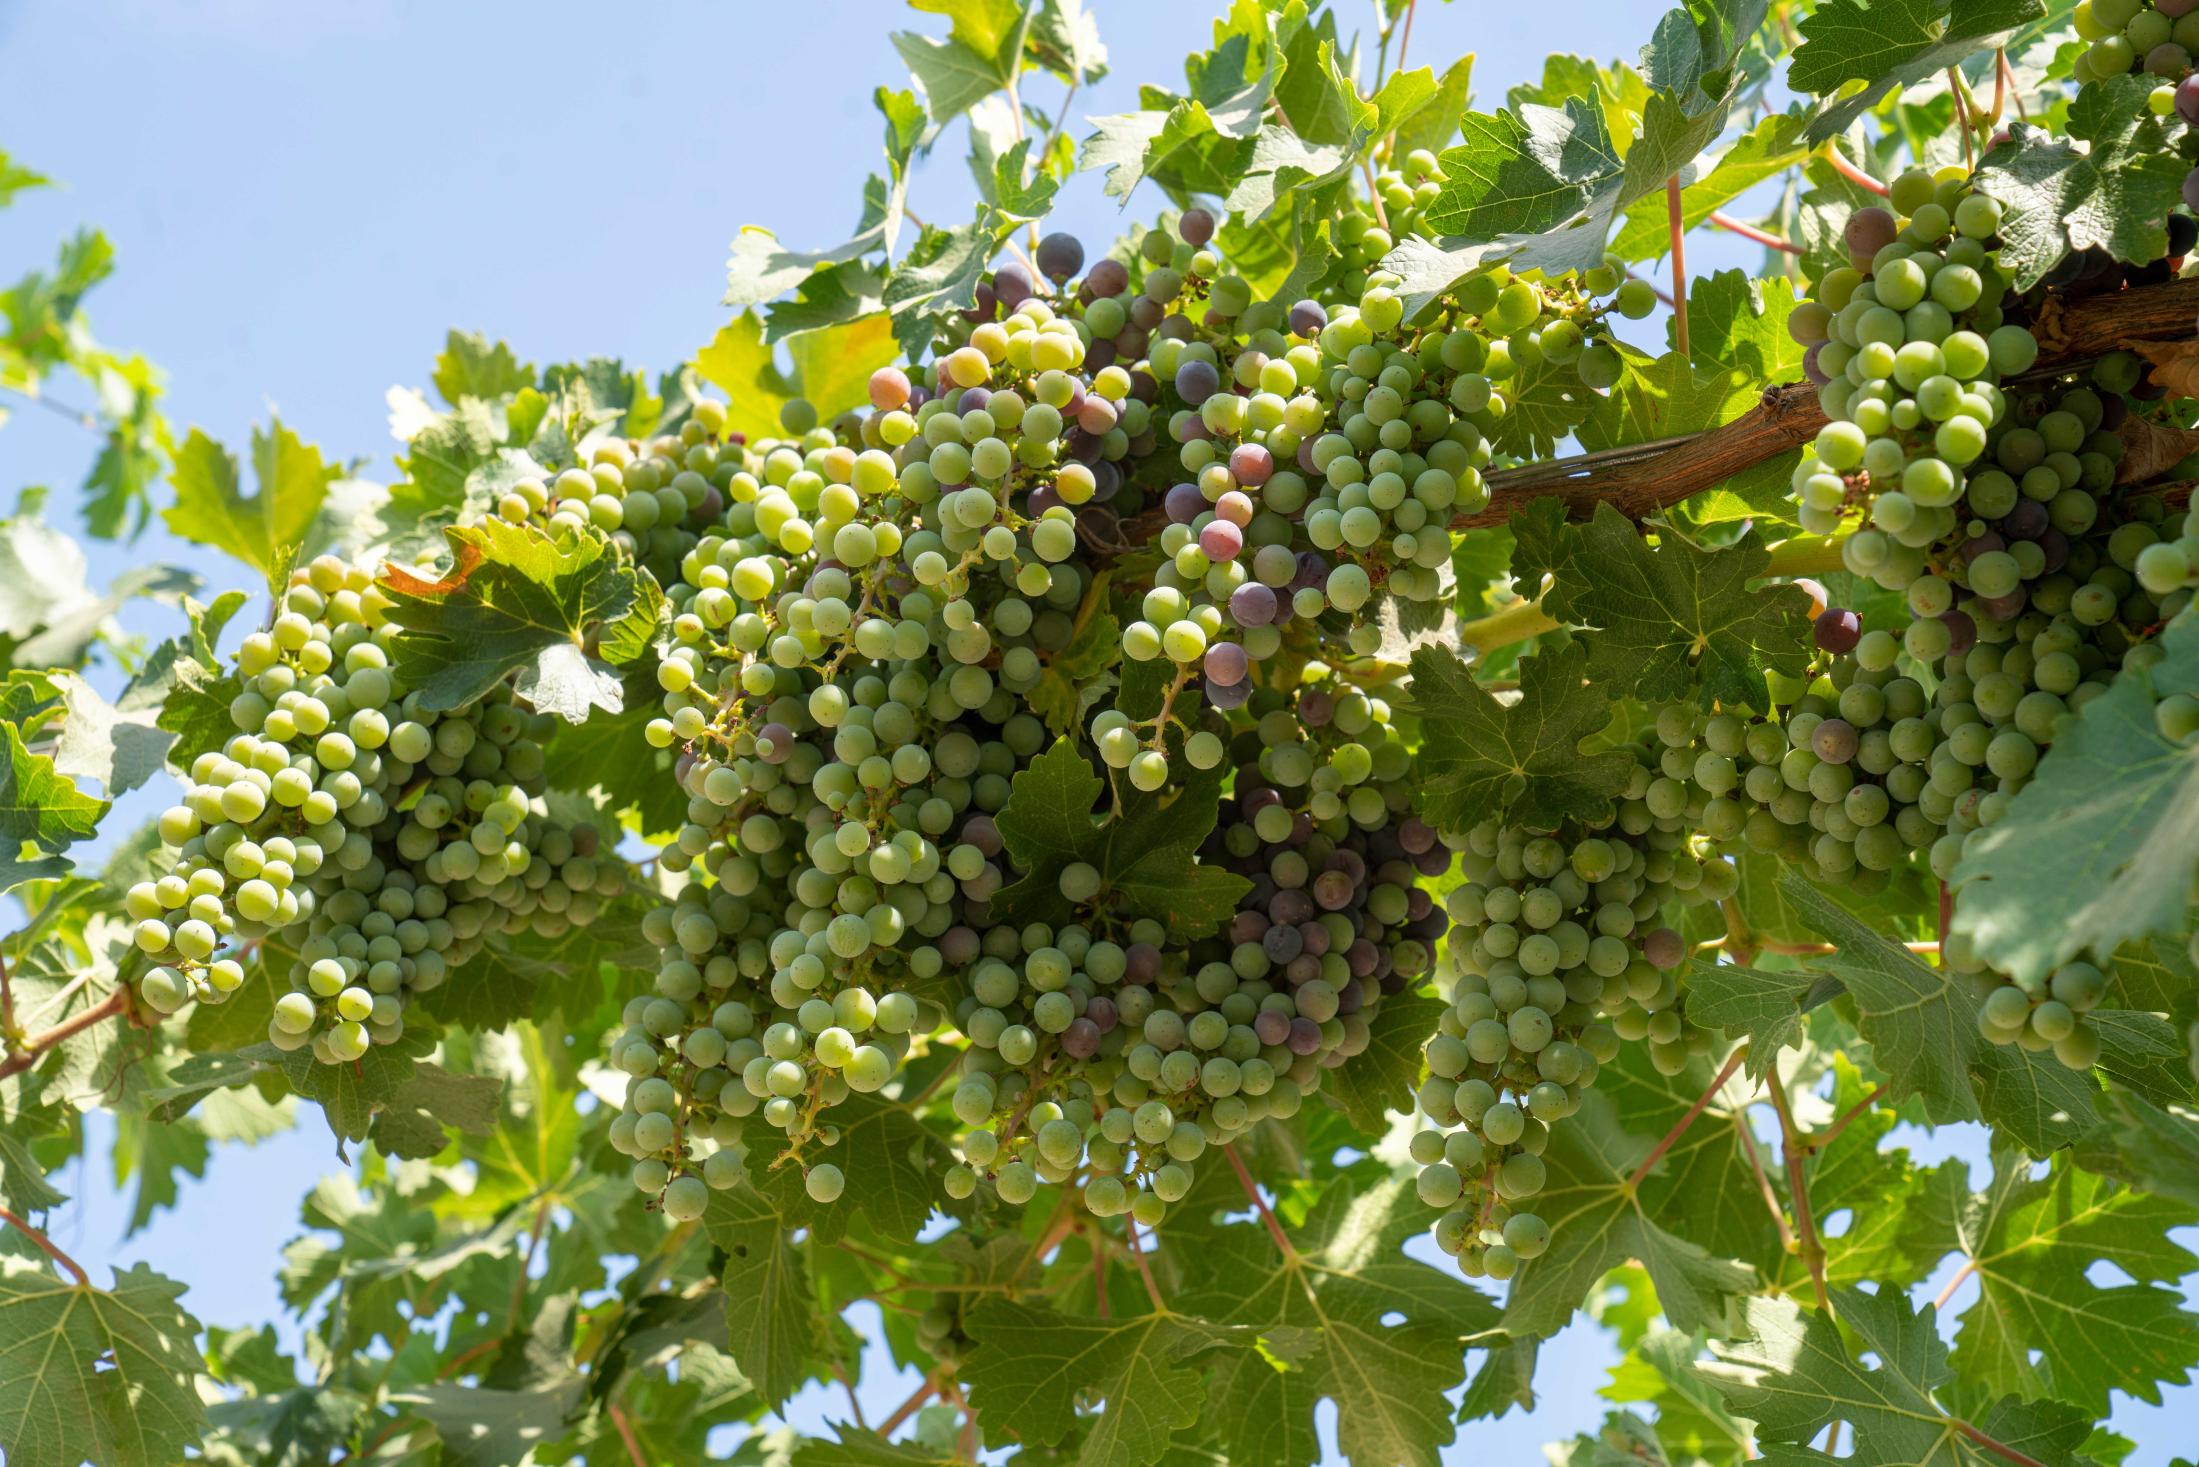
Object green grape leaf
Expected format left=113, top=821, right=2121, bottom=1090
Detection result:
left=1424, top=98, right=1620, bottom=243
left=2077, top=1093, right=2199, bottom=1211
left=726, top=224, right=888, bottom=313
left=962, top=1298, right=1249, bottom=1467
left=990, top=738, right=1251, bottom=944
left=1951, top=551, right=2199, bottom=987
left=1391, top=53, right=1476, bottom=160
left=1600, top=1329, right=1755, bottom=1464
left=392, top=1379, right=583, bottom=1467
left=1974, top=79, right=2187, bottom=290
left=694, top=311, right=902, bottom=438
left=0, top=721, right=105, bottom=894
left=1792, top=0, right=2047, bottom=142
left=1777, top=875, right=2100, bottom=1154
left=368, top=1062, right=502, bottom=1162
left=1591, top=1041, right=1781, bottom=1273
left=161, top=422, right=338, bottom=594
left=274, top=1025, right=437, bottom=1147
left=741, top=1090, right=945, bottom=1244
left=1407, top=638, right=1634, bottom=835
left=1459, top=1334, right=1539, bottom=1422
left=0, top=509, right=197, bottom=671
left=1674, top=268, right=1806, bottom=384
left=1320, top=983, right=1442, bottom=1134
left=1548, top=1411, right=1676, bottom=1467
left=892, top=30, right=1010, bottom=129
left=1176, top=1173, right=1502, bottom=1467
left=1932, top=1151, right=2199, bottom=1412
left=1698, top=1288, right=2091, bottom=1466
left=49, top=672, right=172, bottom=798
left=0, top=149, right=49, bottom=206
left=700, top=1181, right=823, bottom=1409
left=0, top=1259, right=209, bottom=1467
left=1608, top=114, right=1811, bottom=264
left=791, top=1432, right=958, bottom=1466
left=1503, top=1089, right=1758, bottom=1339
left=1681, top=957, right=1836, bottom=1078
left=432, top=331, right=536, bottom=406
left=0, top=1132, right=66, bottom=1217
left=1778, top=1056, right=1957, bottom=1294
left=379, top=518, right=650, bottom=725
left=1518, top=501, right=1813, bottom=712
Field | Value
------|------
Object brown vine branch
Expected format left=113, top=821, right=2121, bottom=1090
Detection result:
left=1452, top=275, right=2199, bottom=531
left=0, top=987, right=130, bottom=1083
left=607, top=1403, right=647, bottom=1467
left=1625, top=1045, right=1749, bottom=1191
left=1736, top=1111, right=1796, bottom=1252
left=879, top=1370, right=942, bottom=1436
left=0, top=1203, right=88, bottom=1286
left=1223, top=1144, right=1300, bottom=1264
left=1766, top=1070, right=1831, bottom=1314
left=1809, top=1085, right=1885, bottom=1155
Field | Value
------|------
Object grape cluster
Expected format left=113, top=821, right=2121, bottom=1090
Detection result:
left=506, top=415, right=724, bottom=582
left=1789, top=166, right=2038, bottom=538
left=938, top=676, right=1444, bottom=1224
left=131, top=554, right=618, bottom=1062
left=1416, top=736, right=1726, bottom=1278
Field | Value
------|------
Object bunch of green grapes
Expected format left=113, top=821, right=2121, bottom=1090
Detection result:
left=1416, top=737, right=1728, bottom=1279
left=2074, top=0, right=2199, bottom=86
left=941, top=677, right=1445, bottom=1223
left=130, top=553, right=617, bottom=1063
left=1789, top=166, right=2036, bottom=537
left=2133, top=481, right=2199, bottom=605
left=1965, top=954, right=2113, bottom=1068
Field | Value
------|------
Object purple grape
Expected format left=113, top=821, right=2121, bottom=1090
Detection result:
left=1207, top=677, right=1252, bottom=710
left=1397, top=817, right=1436, bottom=855
left=1803, top=344, right=1829, bottom=388
left=1313, top=869, right=1356, bottom=911
left=1269, top=888, right=1313, bottom=925
left=1200, top=520, right=1244, bottom=561
left=1814, top=608, right=1861, bottom=654
left=961, top=813, right=1002, bottom=857
left=1254, top=1009, right=1291, bottom=1046
left=992, top=263, right=1034, bottom=308
left=1263, top=924, right=1304, bottom=963
left=1035, top=232, right=1085, bottom=282
left=2035, top=530, right=2070, bottom=575
left=1287, top=1017, right=1324, bottom=1055
left=1179, top=208, right=1216, bottom=246
left=1977, top=587, right=2028, bottom=620
left=1229, top=583, right=1277, bottom=627
left=2186, top=164, right=2199, bottom=215
left=1164, top=482, right=1207, bottom=522
left=1061, top=1018, right=1102, bottom=1059
left=1229, top=442, right=1274, bottom=486
left=2180, top=74, right=2199, bottom=130
left=1204, top=641, right=1249, bottom=686
left=1297, top=921, right=1329, bottom=957
left=757, top=722, right=794, bottom=763
left=1085, top=258, right=1129, bottom=297
left=1941, top=609, right=1978, bottom=658
left=1077, top=397, right=1119, bottom=435
left=940, top=926, right=980, bottom=965
left=1643, top=928, right=1686, bottom=971
left=2000, top=499, right=2048, bottom=541
left=1174, top=358, right=1222, bottom=405
left=1345, top=939, right=1380, bottom=978
left=1296, top=437, right=1320, bottom=473
left=1289, top=299, right=1327, bottom=336
left=1812, top=718, right=1858, bottom=765
left=1298, top=689, right=1334, bottom=727
left=1124, top=943, right=1161, bottom=984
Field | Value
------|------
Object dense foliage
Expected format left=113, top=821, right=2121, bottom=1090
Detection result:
left=5, top=2, right=2199, bottom=1464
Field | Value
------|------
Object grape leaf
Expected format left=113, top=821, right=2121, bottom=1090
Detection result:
left=0, top=1258, right=209, bottom=1467
left=1951, top=610, right=2199, bottom=986
left=989, top=738, right=1251, bottom=944
left=1176, top=1174, right=1502, bottom=1467
left=1392, top=53, right=1476, bottom=160
left=1974, top=78, right=2187, bottom=290
left=393, top=1379, right=583, bottom=1467
left=892, top=30, right=1009, bottom=128
left=1777, top=875, right=2101, bottom=1154
left=1777, top=1056, right=1957, bottom=1294
left=379, top=518, right=654, bottom=724
left=1320, top=984, right=1442, bottom=1134
left=1424, top=98, right=1620, bottom=243
left=1600, top=1329, right=1755, bottom=1464
left=961, top=1298, right=1249, bottom=1467
left=694, top=311, right=903, bottom=440
left=0, top=720, right=105, bottom=893
left=1792, top=0, right=2047, bottom=142
left=369, top=1062, right=502, bottom=1162
left=739, top=1090, right=945, bottom=1245
left=791, top=1432, right=957, bottom=1466
left=1516, top=501, right=1813, bottom=712
left=1609, top=114, right=1810, bottom=264
left=1699, top=1288, right=2091, bottom=1466
left=1503, top=1089, right=1758, bottom=1339
left=161, top=421, right=337, bottom=593
left=1407, top=638, right=1634, bottom=835
left=1931, top=1151, right=2199, bottom=1412
left=49, top=672, right=171, bottom=797
left=432, top=331, right=535, bottom=406
left=699, top=1182, right=821, bottom=1409
left=1681, top=957, right=1835, bottom=1078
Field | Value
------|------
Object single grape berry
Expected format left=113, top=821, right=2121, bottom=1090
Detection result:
left=1814, top=608, right=1862, bottom=654
left=1035, top=232, right=1085, bottom=282
left=1179, top=208, right=1216, bottom=246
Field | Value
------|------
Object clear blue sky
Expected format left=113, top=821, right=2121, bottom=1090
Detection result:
left=5, top=2, right=2190, bottom=1461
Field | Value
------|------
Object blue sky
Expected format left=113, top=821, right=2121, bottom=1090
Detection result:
left=5, top=1, right=2192, bottom=1461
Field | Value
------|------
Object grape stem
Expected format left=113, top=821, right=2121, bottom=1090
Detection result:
left=1667, top=176, right=1690, bottom=359
left=1623, top=1044, right=1749, bottom=1192
left=1820, top=141, right=1890, bottom=197
left=607, top=1403, right=648, bottom=1467
left=1223, top=1143, right=1300, bottom=1265
left=1454, top=597, right=1559, bottom=657
left=1735, top=1111, right=1796, bottom=1252
left=1947, top=68, right=1975, bottom=171
left=1951, top=1418, right=2053, bottom=1467
left=1998, top=49, right=2028, bottom=122
left=1707, top=211, right=1801, bottom=255
left=879, top=1370, right=943, bottom=1436
left=1807, top=1085, right=1885, bottom=1155
left=0, top=986, right=131, bottom=1083
left=1123, top=1214, right=1168, bottom=1312
left=1932, top=1256, right=1979, bottom=1312
left=0, top=1203, right=88, bottom=1286
left=1765, top=1069, right=1831, bottom=1314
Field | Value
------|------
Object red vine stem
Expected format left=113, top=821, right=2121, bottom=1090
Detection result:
left=1625, top=1045, right=1749, bottom=1191
left=878, top=1371, right=941, bottom=1436
left=0, top=1203, right=88, bottom=1286
left=1822, top=142, right=1890, bottom=196
left=1808, top=1086, right=1886, bottom=1155
left=1952, top=1417, right=2052, bottom=1467
left=1223, top=1145, right=1300, bottom=1264
left=1667, top=176, right=1691, bottom=359
left=1122, top=1216, right=1167, bottom=1312
left=1708, top=211, right=1801, bottom=255
left=607, top=1403, right=647, bottom=1467
left=1736, top=1112, right=1796, bottom=1251
left=1932, top=1257, right=1980, bottom=1312
left=1765, top=1070, right=1831, bottom=1313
